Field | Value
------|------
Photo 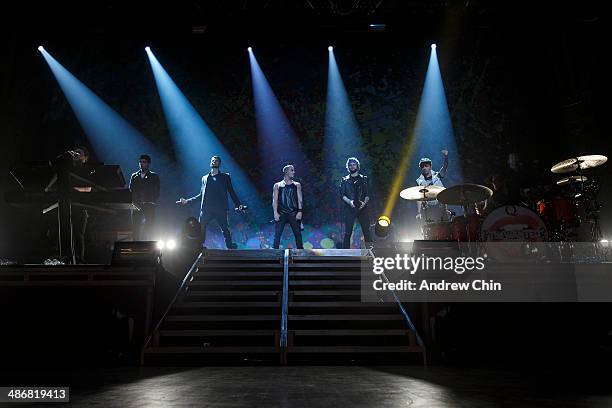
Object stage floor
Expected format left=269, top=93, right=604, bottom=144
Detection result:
left=4, top=366, right=611, bottom=407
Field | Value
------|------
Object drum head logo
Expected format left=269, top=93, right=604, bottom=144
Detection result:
left=480, top=206, right=548, bottom=260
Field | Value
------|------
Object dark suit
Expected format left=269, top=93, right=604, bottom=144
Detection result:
left=186, top=172, right=242, bottom=248
left=129, top=170, right=160, bottom=240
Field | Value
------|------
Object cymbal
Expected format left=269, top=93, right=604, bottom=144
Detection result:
left=400, top=185, right=445, bottom=201
left=437, top=183, right=493, bottom=205
left=556, top=176, right=588, bottom=186
left=550, top=155, right=608, bottom=174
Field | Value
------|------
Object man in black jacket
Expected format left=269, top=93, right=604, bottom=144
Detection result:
left=177, top=155, right=244, bottom=249
left=129, top=154, right=160, bottom=240
left=339, top=157, right=373, bottom=248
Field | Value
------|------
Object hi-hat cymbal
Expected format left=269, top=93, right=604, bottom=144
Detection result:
left=400, top=185, right=445, bottom=201
left=437, top=183, right=493, bottom=205
left=551, top=155, right=608, bottom=174
left=556, top=176, right=588, bottom=186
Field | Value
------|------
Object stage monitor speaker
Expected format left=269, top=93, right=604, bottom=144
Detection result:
left=111, top=241, right=162, bottom=266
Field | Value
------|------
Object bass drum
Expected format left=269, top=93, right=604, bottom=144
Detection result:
left=480, top=205, right=548, bottom=261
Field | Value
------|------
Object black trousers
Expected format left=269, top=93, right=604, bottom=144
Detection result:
left=72, top=208, right=89, bottom=263
left=201, top=210, right=234, bottom=249
left=132, top=204, right=156, bottom=241
left=273, top=213, right=303, bottom=249
left=343, top=209, right=372, bottom=249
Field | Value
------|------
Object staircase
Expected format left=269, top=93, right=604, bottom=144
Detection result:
left=286, top=250, right=425, bottom=364
left=143, top=250, right=283, bottom=365
left=142, top=249, right=425, bottom=365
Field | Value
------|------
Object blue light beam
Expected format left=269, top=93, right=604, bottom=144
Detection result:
left=324, top=47, right=365, bottom=178
left=410, top=45, right=462, bottom=187
left=145, top=47, right=265, bottom=218
left=248, top=49, right=308, bottom=186
left=38, top=47, right=178, bottom=190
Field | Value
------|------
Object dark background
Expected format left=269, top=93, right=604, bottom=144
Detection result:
left=1, top=1, right=610, bottom=260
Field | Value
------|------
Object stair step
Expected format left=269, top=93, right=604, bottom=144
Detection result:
left=289, top=302, right=392, bottom=307
left=290, top=263, right=362, bottom=267
left=291, top=290, right=361, bottom=296
left=190, top=281, right=282, bottom=287
left=160, top=330, right=277, bottom=337
left=290, top=280, right=362, bottom=286
left=166, top=315, right=280, bottom=322
left=194, top=271, right=283, bottom=277
left=199, top=263, right=282, bottom=269
left=289, top=271, right=361, bottom=277
left=289, top=314, right=404, bottom=321
left=185, top=290, right=280, bottom=297
left=174, top=302, right=280, bottom=308
left=292, top=329, right=411, bottom=336
left=287, top=346, right=423, bottom=353
left=145, top=346, right=279, bottom=354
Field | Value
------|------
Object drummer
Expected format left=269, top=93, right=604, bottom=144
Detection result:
left=416, top=149, right=449, bottom=222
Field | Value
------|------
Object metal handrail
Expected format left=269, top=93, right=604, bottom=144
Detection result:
left=280, top=249, right=290, bottom=354
left=142, top=251, right=203, bottom=352
left=381, top=270, right=425, bottom=347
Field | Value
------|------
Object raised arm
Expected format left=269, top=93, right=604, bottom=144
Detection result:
left=439, top=150, right=449, bottom=178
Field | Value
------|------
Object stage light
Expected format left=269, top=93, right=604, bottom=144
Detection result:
left=328, top=46, right=333, bottom=51
left=37, top=46, right=44, bottom=52
left=166, top=239, right=177, bottom=250
left=156, top=240, right=165, bottom=250
left=247, top=47, right=252, bottom=52
left=368, top=23, right=386, bottom=32
left=145, top=46, right=151, bottom=52
left=248, top=48, right=308, bottom=187
left=383, top=42, right=462, bottom=218
left=325, top=46, right=365, bottom=180
left=375, top=215, right=392, bottom=238
left=601, top=239, right=609, bottom=245
left=146, top=47, right=265, bottom=218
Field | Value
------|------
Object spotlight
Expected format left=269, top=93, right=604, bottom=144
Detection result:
left=156, top=240, right=165, bottom=250
left=247, top=47, right=252, bottom=52
left=431, top=44, right=437, bottom=49
left=601, top=239, right=609, bottom=245
left=166, top=239, right=177, bottom=250
left=145, top=46, right=151, bottom=52
left=37, top=46, right=44, bottom=52
left=375, top=215, right=392, bottom=238
left=328, top=46, right=333, bottom=52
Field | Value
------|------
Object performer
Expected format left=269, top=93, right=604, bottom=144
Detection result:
left=176, top=155, right=244, bottom=249
left=272, top=164, right=303, bottom=249
left=129, top=154, right=160, bottom=241
left=415, top=149, right=449, bottom=222
left=340, top=157, right=372, bottom=248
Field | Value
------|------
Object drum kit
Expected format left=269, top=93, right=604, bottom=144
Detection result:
left=400, top=154, right=608, bottom=246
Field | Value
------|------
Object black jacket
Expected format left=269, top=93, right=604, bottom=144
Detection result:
left=129, top=170, right=160, bottom=205
left=339, top=174, right=369, bottom=207
left=187, top=172, right=242, bottom=219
